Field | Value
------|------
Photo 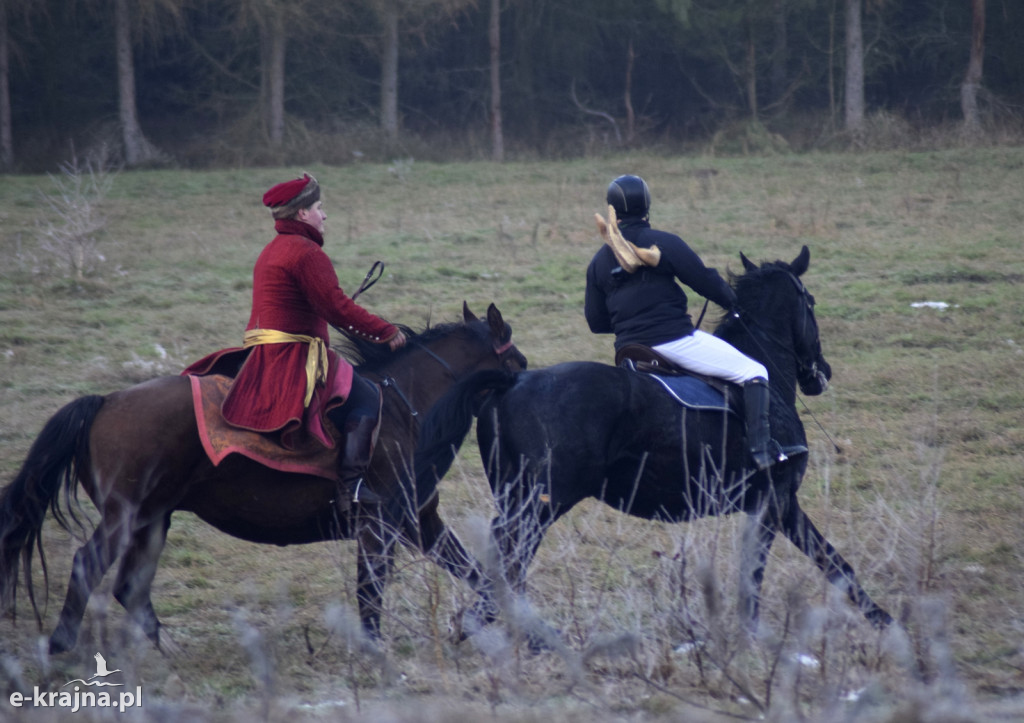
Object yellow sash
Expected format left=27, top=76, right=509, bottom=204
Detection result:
left=243, top=329, right=328, bottom=408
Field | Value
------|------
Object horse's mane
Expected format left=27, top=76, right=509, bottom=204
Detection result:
left=335, top=320, right=480, bottom=374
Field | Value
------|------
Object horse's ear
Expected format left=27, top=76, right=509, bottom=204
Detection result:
left=791, top=245, right=810, bottom=276
left=486, top=303, right=507, bottom=340
left=463, top=301, right=479, bottom=323
left=740, top=251, right=758, bottom=273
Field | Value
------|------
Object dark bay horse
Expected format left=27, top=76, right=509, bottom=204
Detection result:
left=414, top=248, right=893, bottom=633
left=0, top=302, right=526, bottom=653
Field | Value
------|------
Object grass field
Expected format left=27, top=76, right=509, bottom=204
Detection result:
left=0, top=149, right=1022, bottom=721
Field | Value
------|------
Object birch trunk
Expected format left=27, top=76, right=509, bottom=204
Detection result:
left=960, top=0, right=985, bottom=136
left=115, top=0, right=157, bottom=166
left=380, top=2, right=400, bottom=146
left=843, top=0, right=865, bottom=140
left=489, top=0, right=504, bottom=161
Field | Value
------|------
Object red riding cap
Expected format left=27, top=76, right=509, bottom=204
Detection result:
left=263, top=173, right=320, bottom=210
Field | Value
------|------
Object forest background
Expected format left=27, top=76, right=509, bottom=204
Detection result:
left=1, top=0, right=1021, bottom=173
left=1, top=0, right=1023, bottom=720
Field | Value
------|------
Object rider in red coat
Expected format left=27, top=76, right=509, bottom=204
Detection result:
left=184, top=173, right=406, bottom=511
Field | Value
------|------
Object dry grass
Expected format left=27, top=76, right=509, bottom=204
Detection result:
left=1, top=149, right=1022, bottom=721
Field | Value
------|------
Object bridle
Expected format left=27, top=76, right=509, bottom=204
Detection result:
left=493, top=338, right=516, bottom=356
left=734, top=269, right=840, bottom=452
left=787, top=272, right=827, bottom=390
left=734, top=271, right=818, bottom=373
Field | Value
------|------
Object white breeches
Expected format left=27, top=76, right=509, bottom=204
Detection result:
left=653, top=330, right=768, bottom=384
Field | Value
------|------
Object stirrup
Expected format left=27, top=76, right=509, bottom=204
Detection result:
left=352, top=479, right=384, bottom=506
left=751, top=440, right=786, bottom=471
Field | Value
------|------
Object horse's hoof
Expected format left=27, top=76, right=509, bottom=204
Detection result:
left=48, top=630, right=74, bottom=655
left=156, top=631, right=185, bottom=659
left=868, top=608, right=895, bottom=629
left=526, top=626, right=563, bottom=654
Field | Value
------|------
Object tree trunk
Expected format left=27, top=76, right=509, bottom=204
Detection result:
left=843, top=0, right=865, bottom=140
left=380, top=1, right=400, bottom=147
left=489, top=0, right=503, bottom=161
left=770, top=0, right=788, bottom=107
left=624, top=38, right=635, bottom=143
left=0, top=1, right=12, bottom=171
left=745, top=19, right=758, bottom=120
left=827, top=3, right=836, bottom=129
left=114, top=0, right=156, bottom=166
left=264, top=11, right=286, bottom=146
left=960, top=0, right=985, bottom=136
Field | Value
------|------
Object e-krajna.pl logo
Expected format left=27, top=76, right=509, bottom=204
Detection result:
left=7, top=652, right=143, bottom=714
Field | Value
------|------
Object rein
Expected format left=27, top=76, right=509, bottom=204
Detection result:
left=380, top=333, right=515, bottom=418
left=379, top=340, right=453, bottom=419
left=694, top=298, right=710, bottom=329
left=412, top=339, right=457, bottom=379
left=380, top=376, right=421, bottom=418
left=734, top=271, right=842, bottom=454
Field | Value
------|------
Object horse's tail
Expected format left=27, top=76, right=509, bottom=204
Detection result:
left=0, top=395, right=105, bottom=623
left=411, top=369, right=518, bottom=508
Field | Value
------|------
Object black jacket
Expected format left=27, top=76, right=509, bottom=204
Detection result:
left=584, top=219, right=737, bottom=349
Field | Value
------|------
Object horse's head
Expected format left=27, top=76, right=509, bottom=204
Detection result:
left=461, top=301, right=528, bottom=372
left=736, top=245, right=831, bottom=396
left=342, top=302, right=527, bottom=390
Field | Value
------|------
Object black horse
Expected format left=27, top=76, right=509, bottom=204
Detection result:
left=413, top=247, right=893, bottom=632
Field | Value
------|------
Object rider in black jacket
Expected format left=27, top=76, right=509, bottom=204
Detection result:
left=585, top=174, right=782, bottom=470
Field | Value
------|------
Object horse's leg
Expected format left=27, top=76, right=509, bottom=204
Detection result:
left=412, top=498, right=498, bottom=634
left=49, top=519, right=130, bottom=654
left=739, top=504, right=778, bottom=635
left=488, top=496, right=564, bottom=653
left=112, top=512, right=172, bottom=649
left=356, top=515, right=397, bottom=640
left=490, top=490, right=553, bottom=596
left=780, top=501, right=894, bottom=627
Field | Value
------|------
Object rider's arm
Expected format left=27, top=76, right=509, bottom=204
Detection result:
left=584, top=255, right=613, bottom=334
left=294, top=245, right=400, bottom=344
left=653, top=232, right=738, bottom=311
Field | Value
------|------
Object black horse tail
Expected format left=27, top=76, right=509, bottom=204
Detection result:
left=411, top=369, right=518, bottom=509
left=0, top=395, right=105, bottom=623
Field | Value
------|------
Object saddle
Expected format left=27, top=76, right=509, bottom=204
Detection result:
left=615, top=344, right=729, bottom=391
left=615, top=344, right=737, bottom=415
left=616, top=344, right=808, bottom=459
left=190, top=374, right=341, bottom=480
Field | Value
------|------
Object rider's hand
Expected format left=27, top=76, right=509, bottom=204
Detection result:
left=388, top=331, right=407, bottom=351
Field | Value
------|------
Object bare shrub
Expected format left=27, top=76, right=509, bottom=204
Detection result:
left=36, top=147, right=115, bottom=280
left=432, top=426, right=983, bottom=722
left=709, top=119, right=792, bottom=156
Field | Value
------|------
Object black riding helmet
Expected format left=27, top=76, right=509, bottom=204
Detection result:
left=606, top=174, right=651, bottom=219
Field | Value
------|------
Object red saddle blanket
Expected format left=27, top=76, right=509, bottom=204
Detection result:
left=189, top=374, right=339, bottom=480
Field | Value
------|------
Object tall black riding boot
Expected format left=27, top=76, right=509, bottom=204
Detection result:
left=337, top=415, right=384, bottom=513
left=743, top=378, right=782, bottom=471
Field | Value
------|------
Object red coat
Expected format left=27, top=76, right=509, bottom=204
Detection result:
left=184, top=219, right=398, bottom=449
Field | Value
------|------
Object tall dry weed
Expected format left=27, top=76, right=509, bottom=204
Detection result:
left=35, top=147, right=115, bottom=281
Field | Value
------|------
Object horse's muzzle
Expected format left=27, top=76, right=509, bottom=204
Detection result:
left=798, top=356, right=831, bottom=396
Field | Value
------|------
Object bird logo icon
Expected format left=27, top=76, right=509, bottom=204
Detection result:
left=63, top=653, right=124, bottom=688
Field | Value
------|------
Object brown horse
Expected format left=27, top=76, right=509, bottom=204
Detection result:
left=0, top=302, right=526, bottom=654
